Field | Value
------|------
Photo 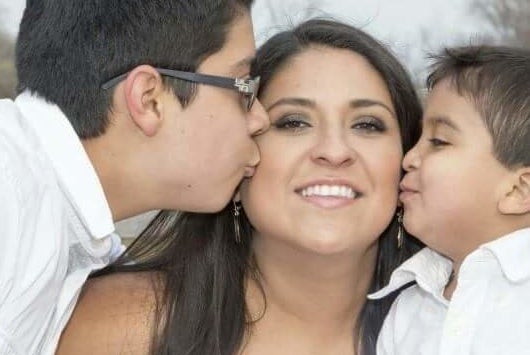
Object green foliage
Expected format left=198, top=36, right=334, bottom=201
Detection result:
left=471, top=0, right=530, bottom=47
left=0, top=28, right=16, bottom=99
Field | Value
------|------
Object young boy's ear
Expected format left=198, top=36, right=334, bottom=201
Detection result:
left=498, top=168, right=530, bottom=215
left=123, top=65, right=168, bottom=137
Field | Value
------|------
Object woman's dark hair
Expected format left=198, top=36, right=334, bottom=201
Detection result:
left=97, top=19, right=423, bottom=355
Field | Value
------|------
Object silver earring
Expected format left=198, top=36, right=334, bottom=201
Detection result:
left=233, top=201, right=242, bottom=243
left=397, top=209, right=404, bottom=249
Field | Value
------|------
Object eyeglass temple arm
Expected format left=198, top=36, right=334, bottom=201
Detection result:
left=156, top=68, right=238, bottom=90
left=101, top=73, right=129, bottom=90
left=101, top=68, right=254, bottom=93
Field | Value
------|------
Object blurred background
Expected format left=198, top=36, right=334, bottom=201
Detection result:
left=1, top=0, right=528, bottom=241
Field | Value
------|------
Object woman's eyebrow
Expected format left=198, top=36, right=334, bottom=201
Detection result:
left=266, top=97, right=316, bottom=111
left=349, top=99, right=395, bottom=117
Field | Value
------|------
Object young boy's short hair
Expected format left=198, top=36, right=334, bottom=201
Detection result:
left=427, top=46, right=530, bottom=168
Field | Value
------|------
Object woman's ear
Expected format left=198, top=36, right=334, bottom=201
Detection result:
left=123, top=65, right=166, bottom=137
left=498, top=169, right=530, bottom=215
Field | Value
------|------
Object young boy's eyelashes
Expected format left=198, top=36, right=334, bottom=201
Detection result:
left=428, top=137, right=450, bottom=147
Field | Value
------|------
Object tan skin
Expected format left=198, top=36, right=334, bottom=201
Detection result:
left=58, top=47, right=404, bottom=355
left=57, top=272, right=157, bottom=354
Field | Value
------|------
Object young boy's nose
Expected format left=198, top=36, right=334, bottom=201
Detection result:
left=402, top=143, right=421, bottom=172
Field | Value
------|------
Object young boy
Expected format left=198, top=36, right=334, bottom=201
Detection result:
left=0, top=1, right=268, bottom=354
left=370, top=46, right=530, bottom=354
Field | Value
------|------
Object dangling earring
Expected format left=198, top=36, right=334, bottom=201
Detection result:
left=397, top=209, right=404, bottom=249
left=233, top=201, right=242, bottom=243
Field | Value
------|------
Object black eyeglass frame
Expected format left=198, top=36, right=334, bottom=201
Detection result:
left=101, top=67, right=260, bottom=111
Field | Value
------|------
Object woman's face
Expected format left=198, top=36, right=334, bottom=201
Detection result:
left=240, top=47, right=403, bottom=255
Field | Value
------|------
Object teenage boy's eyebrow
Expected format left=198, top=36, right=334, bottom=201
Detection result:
left=427, top=115, right=461, bottom=132
left=230, top=56, right=254, bottom=75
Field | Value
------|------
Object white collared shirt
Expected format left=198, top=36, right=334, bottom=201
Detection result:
left=370, top=228, right=530, bottom=355
left=0, top=92, right=123, bottom=355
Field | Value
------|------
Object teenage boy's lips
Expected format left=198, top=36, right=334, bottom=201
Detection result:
left=244, top=166, right=256, bottom=177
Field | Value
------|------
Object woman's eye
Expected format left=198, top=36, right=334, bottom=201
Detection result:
left=428, top=138, right=449, bottom=147
left=352, top=117, right=386, bottom=132
left=273, top=115, right=311, bottom=131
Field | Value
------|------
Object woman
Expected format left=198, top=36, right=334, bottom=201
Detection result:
left=57, top=19, right=422, bottom=355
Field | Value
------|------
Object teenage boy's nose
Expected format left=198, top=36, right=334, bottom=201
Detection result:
left=248, top=99, right=270, bottom=136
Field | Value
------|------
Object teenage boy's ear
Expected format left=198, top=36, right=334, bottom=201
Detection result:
left=123, top=65, right=169, bottom=137
left=498, top=168, right=530, bottom=215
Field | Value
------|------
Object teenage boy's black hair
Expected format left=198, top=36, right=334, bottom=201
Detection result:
left=16, top=0, right=254, bottom=138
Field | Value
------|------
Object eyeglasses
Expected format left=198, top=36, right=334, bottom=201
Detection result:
left=101, top=67, right=260, bottom=111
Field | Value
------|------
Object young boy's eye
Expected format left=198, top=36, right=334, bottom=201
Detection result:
left=351, top=116, right=386, bottom=133
left=428, top=138, right=449, bottom=147
left=273, top=114, right=311, bottom=131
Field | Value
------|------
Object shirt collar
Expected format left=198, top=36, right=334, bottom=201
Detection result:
left=481, top=227, right=530, bottom=283
left=15, top=91, right=114, bottom=239
left=370, top=228, right=530, bottom=301
left=368, top=247, right=453, bottom=300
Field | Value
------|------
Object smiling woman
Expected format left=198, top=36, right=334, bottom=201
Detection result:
left=244, top=46, right=405, bottom=258
left=57, top=19, right=423, bottom=355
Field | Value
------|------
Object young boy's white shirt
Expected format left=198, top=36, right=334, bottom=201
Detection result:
left=0, top=92, right=124, bottom=355
left=370, top=227, right=530, bottom=355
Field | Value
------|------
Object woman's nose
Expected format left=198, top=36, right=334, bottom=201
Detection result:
left=310, top=130, right=356, bottom=168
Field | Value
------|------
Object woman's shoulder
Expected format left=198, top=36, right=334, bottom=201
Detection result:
left=56, top=271, right=163, bottom=355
